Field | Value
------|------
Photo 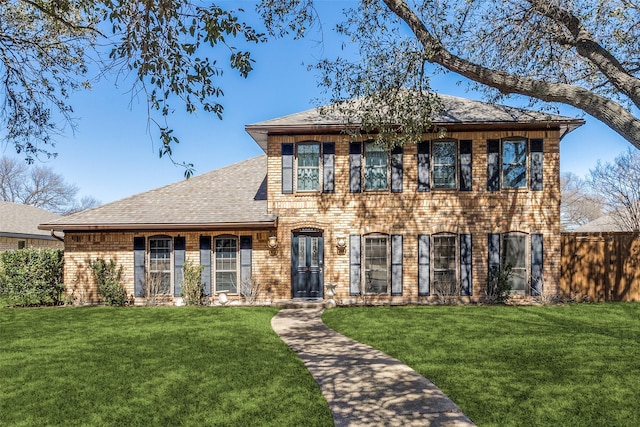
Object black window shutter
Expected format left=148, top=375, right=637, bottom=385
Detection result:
left=349, top=235, right=361, bottom=295
left=417, top=141, right=430, bottom=192
left=240, top=236, right=253, bottom=294
left=487, top=139, right=500, bottom=191
left=391, top=146, right=403, bottom=193
left=174, top=236, right=186, bottom=297
left=418, top=234, right=430, bottom=296
left=282, top=143, right=294, bottom=194
left=349, top=142, right=362, bottom=193
left=460, top=234, right=472, bottom=296
left=488, top=233, right=501, bottom=289
left=460, top=140, right=473, bottom=191
left=531, top=234, right=543, bottom=296
left=530, top=139, right=543, bottom=191
left=323, top=142, right=335, bottom=193
left=391, top=235, right=403, bottom=296
left=200, top=236, right=211, bottom=296
left=133, top=237, right=146, bottom=297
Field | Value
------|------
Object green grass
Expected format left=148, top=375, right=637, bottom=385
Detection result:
left=323, top=304, right=640, bottom=427
left=0, top=307, right=332, bottom=427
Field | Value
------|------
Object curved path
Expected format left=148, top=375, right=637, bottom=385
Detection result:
left=272, top=308, right=476, bottom=427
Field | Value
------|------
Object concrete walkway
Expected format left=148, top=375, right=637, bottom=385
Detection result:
left=271, top=308, right=476, bottom=427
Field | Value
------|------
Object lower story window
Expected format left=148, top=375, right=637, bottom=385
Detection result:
left=149, top=236, right=171, bottom=295
left=502, top=233, right=527, bottom=294
left=364, top=236, right=388, bottom=294
left=433, top=234, right=457, bottom=295
left=215, top=237, right=238, bottom=293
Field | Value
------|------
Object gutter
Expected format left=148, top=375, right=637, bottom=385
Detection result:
left=38, top=219, right=278, bottom=233
left=50, top=230, right=64, bottom=242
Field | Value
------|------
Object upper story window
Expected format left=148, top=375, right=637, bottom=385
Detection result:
left=364, top=142, right=388, bottom=191
left=350, top=142, right=403, bottom=193
left=418, top=140, right=472, bottom=192
left=282, top=142, right=334, bottom=194
left=297, top=143, right=320, bottom=191
left=487, top=138, right=543, bottom=191
left=432, top=141, right=457, bottom=189
left=502, top=139, right=527, bottom=189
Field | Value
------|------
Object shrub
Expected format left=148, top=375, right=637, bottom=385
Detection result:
left=89, top=258, right=128, bottom=306
left=240, top=277, right=262, bottom=304
left=0, top=249, right=64, bottom=306
left=486, top=263, right=513, bottom=304
left=181, top=260, right=204, bottom=305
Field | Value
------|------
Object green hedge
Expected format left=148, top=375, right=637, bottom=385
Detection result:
left=0, top=249, right=64, bottom=306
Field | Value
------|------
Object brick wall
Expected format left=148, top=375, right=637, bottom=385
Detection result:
left=0, top=236, right=63, bottom=252
left=63, top=230, right=281, bottom=304
left=266, top=129, right=562, bottom=302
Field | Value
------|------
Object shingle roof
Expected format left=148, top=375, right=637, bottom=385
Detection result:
left=0, top=202, right=61, bottom=239
left=246, top=93, right=585, bottom=150
left=39, top=156, right=275, bottom=232
left=571, top=215, right=628, bottom=232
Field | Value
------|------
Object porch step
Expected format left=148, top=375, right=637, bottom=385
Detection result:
left=274, top=299, right=335, bottom=309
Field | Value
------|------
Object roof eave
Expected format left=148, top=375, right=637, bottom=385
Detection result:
left=0, top=232, right=58, bottom=241
left=38, top=220, right=278, bottom=233
left=245, top=119, right=586, bottom=150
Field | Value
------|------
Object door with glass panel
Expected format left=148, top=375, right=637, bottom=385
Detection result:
left=291, top=231, right=324, bottom=299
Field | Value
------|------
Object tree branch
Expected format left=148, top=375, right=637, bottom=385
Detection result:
left=381, top=0, right=640, bottom=149
left=526, top=0, right=640, bottom=110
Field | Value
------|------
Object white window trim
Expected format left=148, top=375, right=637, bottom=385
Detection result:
left=432, top=140, right=458, bottom=190
left=501, top=138, right=528, bottom=189
left=501, top=232, right=529, bottom=295
left=214, top=235, right=240, bottom=294
left=295, top=141, right=322, bottom=193
left=148, top=235, right=172, bottom=296
left=363, top=142, right=390, bottom=192
left=362, top=233, right=390, bottom=295
left=432, top=233, right=459, bottom=296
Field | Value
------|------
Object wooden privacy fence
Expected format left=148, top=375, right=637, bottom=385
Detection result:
left=561, top=232, right=640, bottom=302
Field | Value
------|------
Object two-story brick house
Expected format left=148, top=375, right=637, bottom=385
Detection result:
left=40, top=95, right=584, bottom=304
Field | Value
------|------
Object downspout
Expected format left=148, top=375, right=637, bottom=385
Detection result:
left=50, top=230, right=64, bottom=242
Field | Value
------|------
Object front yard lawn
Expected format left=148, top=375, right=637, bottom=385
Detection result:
left=323, top=303, right=640, bottom=427
left=0, top=307, right=332, bottom=427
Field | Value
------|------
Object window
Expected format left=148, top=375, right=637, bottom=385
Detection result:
left=364, top=142, right=388, bottom=191
left=433, top=234, right=457, bottom=295
left=502, top=139, right=527, bottom=188
left=297, top=143, right=320, bottom=191
left=364, top=236, right=388, bottom=294
left=215, top=237, right=238, bottom=293
left=18, top=240, right=26, bottom=249
left=432, top=141, right=457, bottom=189
left=502, top=233, right=527, bottom=294
left=282, top=142, right=334, bottom=194
left=149, top=236, right=171, bottom=295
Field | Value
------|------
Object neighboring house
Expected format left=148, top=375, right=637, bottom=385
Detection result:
left=0, top=201, right=63, bottom=252
left=40, top=95, right=584, bottom=304
left=572, top=215, right=627, bottom=232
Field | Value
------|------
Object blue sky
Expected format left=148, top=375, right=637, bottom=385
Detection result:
left=1, top=1, right=633, bottom=204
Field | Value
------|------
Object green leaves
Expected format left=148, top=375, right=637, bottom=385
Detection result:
left=2, top=1, right=266, bottom=172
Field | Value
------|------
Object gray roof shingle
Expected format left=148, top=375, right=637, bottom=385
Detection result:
left=571, top=215, right=628, bottom=232
left=0, top=202, right=61, bottom=239
left=39, top=156, right=275, bottom=231
left=246, top=93, right=585, bottom=150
